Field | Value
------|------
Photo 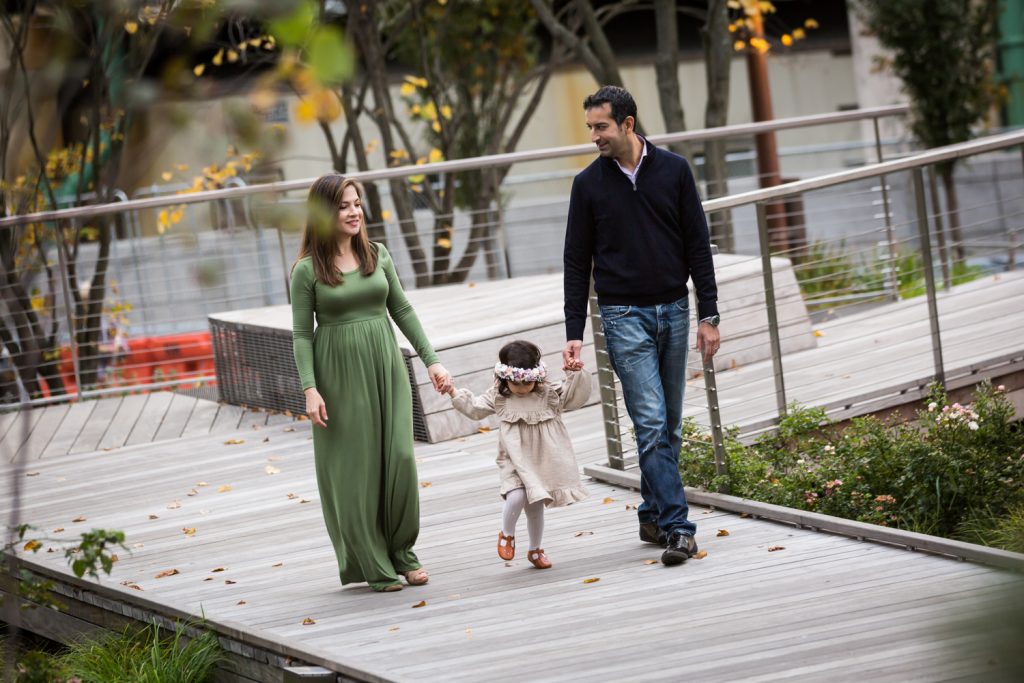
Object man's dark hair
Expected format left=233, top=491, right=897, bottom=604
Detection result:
left=583, top=85, right=638, bottom=127
left=496, top=340, right=543, bottom=396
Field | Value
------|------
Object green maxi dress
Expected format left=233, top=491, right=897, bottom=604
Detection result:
left=290, top=243, right=439, bottom=591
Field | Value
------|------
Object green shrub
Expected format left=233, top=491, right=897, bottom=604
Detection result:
left=680, top=381, right=1024, bottom=549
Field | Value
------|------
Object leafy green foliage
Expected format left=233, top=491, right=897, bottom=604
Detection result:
left=680, top=382, right=1024, bottom=547
left=4, top=622, right=221, bottom=683
left=856, top=0, right=1001, bottom=161
left=66, top=529, right=126, bottom=580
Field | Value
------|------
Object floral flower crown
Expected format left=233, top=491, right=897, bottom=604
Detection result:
left=494, top=360, right=547, bottom=384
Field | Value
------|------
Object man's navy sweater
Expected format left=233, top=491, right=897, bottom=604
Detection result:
left=563, top=139, right=719, bottom=341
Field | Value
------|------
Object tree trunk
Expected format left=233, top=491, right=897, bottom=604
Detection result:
left=349, top=1, right=429, bottom=286
left=338, top=82, right=387, bottom=245
left=703, top=0, right=734, bottom=253
left=653, top=0, right=688, bottom=158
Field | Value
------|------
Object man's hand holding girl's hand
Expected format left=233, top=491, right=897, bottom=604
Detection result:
left=563, top=357, right=585, bottom=371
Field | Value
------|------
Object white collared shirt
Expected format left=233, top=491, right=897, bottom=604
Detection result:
left=614, top=136, right=647, bottom=188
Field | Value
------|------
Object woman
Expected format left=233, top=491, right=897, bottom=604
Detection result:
left=291, top=173, right=451, bottom=592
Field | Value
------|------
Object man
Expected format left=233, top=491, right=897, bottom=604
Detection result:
left=562, top=85, right=721, bottom=566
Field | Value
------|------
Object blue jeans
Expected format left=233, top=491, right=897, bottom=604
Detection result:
left=599, top=297, right=696, bottom=537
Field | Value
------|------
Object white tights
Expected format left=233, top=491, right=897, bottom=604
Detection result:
left=502, top=488, right=545, bottom=550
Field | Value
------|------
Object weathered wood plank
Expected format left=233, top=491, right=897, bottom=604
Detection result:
left=41, top=400, right=97, bottom=459
left=153, top=393, right=198, bottom=442
left=210, top=403, right=246, bottom=434
left=13, top=404, right=69, bottom=461
left=69, top=396, right=123, bottom=454
left=125, top=392, right=176, bottom=446
left=181, top=398, right=220, bottom=437
left=97, top=393, right=150, bottom=450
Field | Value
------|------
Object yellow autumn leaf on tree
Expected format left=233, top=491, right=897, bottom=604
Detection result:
left=381, top=210, right=393, bottom=221
left=400, top=82, right=416, bottom=97
left=804, top=18, right=818, bottom=29
left=227, top=49, right=239, bottom=63
left=312, top=89, right=342, bottom=123
left=421, top=102, right=438, bottom=121
left=124, top=21, right=139, bottom=35
left=212, top=49, right=224, bottom=67
left=436, top=238, right=452, bottom=250
left=429, top=148, right=444, bottom=163
left=793, top=28, right=806, bottom=40
left=727, top=0, right=740, bottom=9
left=750, top=37, right=769, bottom=53
left=389, top=149, right=409, bottom=159
left=734, top=40, right=746, bottom=51
left=30, top=295, right=45, bottom=311
left=193, top=63, right=205, bottom=77
left=781, top=34, right=793, bottom=46
left=440, top=105, right=452, bottom=120
left=295, top=100, right=317, bottom=125
left=161, top=171, right=173, bottom=181
left=431, top=121, right=441, bottom=133
left=403, top=75, right=428, bottom=89
left=157, top=209, right=171, bottom=234
left=408, top=174, right=426, bottom=184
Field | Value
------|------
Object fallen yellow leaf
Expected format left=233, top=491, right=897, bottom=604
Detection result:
left=625, top=504, right=637, bottom=510
left=272, top=562, right=283, bottom=568
left=582, top=577, right=601, bottom=584
left=287, top=493, right=298, bottom=499
left=217, top=485, right=233, bottom=493
left=602, top=497, right=614, bottom=504
left=693, top=550, right=708, bottom=560
left=388, top=626, right=400, bottom=632
left=768, top=546, right=786, bottom=552
left=224, top=439, right=245, bottom=445
left=302, top=617, right=316, bottom=625
left=72, top=516, right=86, bottom=523
left=167, top=501, right=182, bottom=509
left=211, top=567, right=227, bottom=572
left=412, top=600, right=427, bottom=608
left=196, top=482, right=209, bottom=487
left=420, top=482, right=432, bottom=488
left=574, top=531, right=594, bottom=537
left=187, top=489, right=199, bottom=497
left=225, top=579, right=237, bottom=585
left=155, top=569, right=179, bottom=579
left=643, top=559, right=659, bottom=565
left=299, top=499, right=311, bottom=504
left=203, top=577, right=214, bottom=582
left=265, top=465, right=281, bottom=475
left=148, top=514, right=159, bottom=520
left=26, top=471, right=39, bottom=477
left=477, top=426, right=491, bottom=433
left=23, top=540, right=41, bottom=552
left=717, top=529, right=730, bottom=537
left=283, top=426, right=296, bottom=432
left=182, top=527, right=197, bottom=536
left=237, top=600, right=247, bottom=605
left=51, top=527, right=64, bottom=533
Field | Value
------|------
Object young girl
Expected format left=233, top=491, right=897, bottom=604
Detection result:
left=448, top=340, right=590, bottom=569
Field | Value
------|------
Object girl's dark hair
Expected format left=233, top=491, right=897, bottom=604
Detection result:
left=496, top=340, right=543, bottom=397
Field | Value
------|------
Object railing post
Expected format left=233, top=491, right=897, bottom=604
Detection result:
left=872, top=117, right=900, bottom=301
left=756, top=202, right=787, bottom=420
left=911, top=167, right=946, bottom=386
left=278, top=227, right=292, bottom=304
left=590, top=280, right=624, bottom=470
left=702, top=354, right=729, bottom=491
left=55, top=225, right=83, bottom=400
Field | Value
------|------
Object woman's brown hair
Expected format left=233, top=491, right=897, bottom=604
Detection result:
left=296, top=173, right=377, bottom=286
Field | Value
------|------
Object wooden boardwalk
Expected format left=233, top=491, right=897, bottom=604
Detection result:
left=0, top=392, right=295, bottom=462
left=3, top=401, right=1022, bottom=682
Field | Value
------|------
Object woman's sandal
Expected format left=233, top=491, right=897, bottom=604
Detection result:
left=497, top=531, right=515, bottom=561
left=527, top=549, right=552, bottom=569
left=404, top=568, right=429, bottom=586
left=374, top=583, right=403, bottom=593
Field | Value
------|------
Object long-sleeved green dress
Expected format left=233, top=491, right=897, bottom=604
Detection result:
left=291, top=243, right=439, bottom=591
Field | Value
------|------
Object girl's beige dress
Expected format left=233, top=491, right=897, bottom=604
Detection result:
left=451, top=368, right=591, bottom=506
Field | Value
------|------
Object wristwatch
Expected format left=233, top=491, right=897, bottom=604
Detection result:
left=699, top=314, right=721, bottom=327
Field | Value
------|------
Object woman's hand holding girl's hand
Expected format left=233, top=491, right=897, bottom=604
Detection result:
left=304, top=387, right=329, bottom=428
left=428, top=363, right=453, bottom=395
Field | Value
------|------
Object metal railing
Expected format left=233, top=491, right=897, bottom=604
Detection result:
left=595, top=130, right=1024, bottom=472
left=0, top=105, right=913, bottom=408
